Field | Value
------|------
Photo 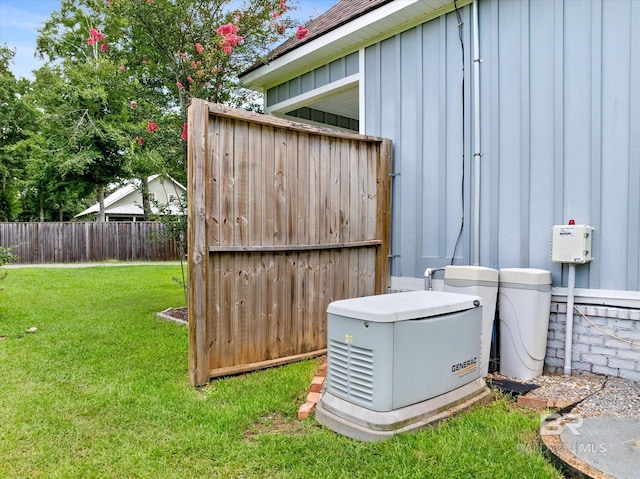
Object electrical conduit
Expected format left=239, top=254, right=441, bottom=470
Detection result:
left=472, top=0, right=481, bottom=266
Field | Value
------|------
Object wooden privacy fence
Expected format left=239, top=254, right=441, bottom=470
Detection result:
left=0, top=222, right=179, bottom=263
left=188, top=100, right=392, bottom=386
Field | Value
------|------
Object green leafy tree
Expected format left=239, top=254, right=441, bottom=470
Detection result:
left=0, top=46, right=39, bottom=221
left=35, top=0, right=298, bottom=221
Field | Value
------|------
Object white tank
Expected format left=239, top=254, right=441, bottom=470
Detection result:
left=498, top=268, right=552, bottom=380
left=443, top=265, right=499, bottom=377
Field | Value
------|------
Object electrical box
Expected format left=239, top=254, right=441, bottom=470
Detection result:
left=551, top=224, right=594, bottom=264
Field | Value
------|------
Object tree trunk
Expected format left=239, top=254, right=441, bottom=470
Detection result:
left=141, top=176, right=151, bottom=221
left=97, top=187, right=106, bottom=222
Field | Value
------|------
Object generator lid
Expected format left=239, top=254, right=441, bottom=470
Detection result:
left=327, top=291, right=482, bottom=323
left=444, top=265, right=498, bottom=284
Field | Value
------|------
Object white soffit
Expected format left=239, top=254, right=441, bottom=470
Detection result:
left=266, top=74, right=359, bottom=118
left=241, top=0, right=472, bottom=90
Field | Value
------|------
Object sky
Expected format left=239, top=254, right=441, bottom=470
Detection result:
left=0, top=0, right=338, bottom=80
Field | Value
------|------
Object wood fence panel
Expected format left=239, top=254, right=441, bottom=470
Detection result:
left=188, top=100, right=392, bottom=385
left=0, top=221, right=178, bottom=263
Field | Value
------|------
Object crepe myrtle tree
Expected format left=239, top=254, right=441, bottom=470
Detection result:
left=36, top=0, right=307, bottom=222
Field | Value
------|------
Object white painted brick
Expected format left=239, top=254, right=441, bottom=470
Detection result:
left=571, top=361, right=593, bottom=373
left=612, top=330, right=640, bottom=342
left=576, top=334, right=605, bottom=346
left=608, top=357, right=636, bottom=370
left=580, top=353, right=609, bottom=366
left=546, top=339, right=564, bottom=350
left=545, top=355, right=563, bottom=368
left=616, top=349, right=640, bottom=361
left=610, top=319, right=634, bottom=331
left=569, top=321, right=588, bottom=333
left=589, top=345, right=614, bottom=356
left=571, top=343, right=591, bottom=354
left=591, top=365, right=619, bottom=377
left=604, top=338, right=633, bottom=350
left=554, top=334, right=566, bottom=344
left=620, top=369, right=640, bottom=382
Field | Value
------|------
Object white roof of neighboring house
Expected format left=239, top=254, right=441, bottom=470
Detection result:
left=75, top=174, right=186, bottom=218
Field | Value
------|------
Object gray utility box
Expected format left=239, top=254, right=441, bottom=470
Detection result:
left=325, top=291, right=483, bottom=412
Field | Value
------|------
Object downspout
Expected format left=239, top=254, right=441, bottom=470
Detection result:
left=472, top=0, right=481, bottom=266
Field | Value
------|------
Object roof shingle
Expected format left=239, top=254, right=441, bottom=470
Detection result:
left=241, top=0, right=392, bottom=77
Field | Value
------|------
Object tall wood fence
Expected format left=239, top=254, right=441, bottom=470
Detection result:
left=0, top=222, right=179, bottom=263
left=188, top=100, right=392, bottom=386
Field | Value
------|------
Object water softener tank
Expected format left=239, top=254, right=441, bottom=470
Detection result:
left=443, top=266, right=499, bottom=377
left=498, top=268, right=552, bottom=380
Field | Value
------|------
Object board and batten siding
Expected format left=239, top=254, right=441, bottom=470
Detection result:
left=365, top=0, right=640, bottom=292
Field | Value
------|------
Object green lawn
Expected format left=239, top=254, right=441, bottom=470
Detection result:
left=0, top=265, right=562, bottom=478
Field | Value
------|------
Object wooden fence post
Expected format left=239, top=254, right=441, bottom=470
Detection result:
left=187, top=99, right=210, bottom=386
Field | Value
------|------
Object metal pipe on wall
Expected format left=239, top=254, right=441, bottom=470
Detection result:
left=564, top=264, right=576, bottom=375
left=472, top=0, right=481, bottom=266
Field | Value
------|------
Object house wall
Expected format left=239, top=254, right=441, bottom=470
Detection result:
left=364, top=0, right=640, bottom=293
left=546, top=303, right=640, bottom=382
left=362, top=0, right=640, bottom=378
left=364, top=8, right=473, bottom=280
left=109, top=178, right=185, bottom=211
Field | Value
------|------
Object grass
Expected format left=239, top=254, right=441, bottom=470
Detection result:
left=0, top=265, right=563, bottom=478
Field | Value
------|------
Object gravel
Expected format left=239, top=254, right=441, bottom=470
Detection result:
left=511, top=373, right=640, bottom=419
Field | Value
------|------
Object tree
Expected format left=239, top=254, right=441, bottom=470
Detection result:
left=34, top=0, right=298, bottom=222
left=0, top=46, right=38, bottom=221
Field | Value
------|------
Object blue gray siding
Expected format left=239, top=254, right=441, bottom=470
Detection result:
left=365, top=0, right=640, bottom=292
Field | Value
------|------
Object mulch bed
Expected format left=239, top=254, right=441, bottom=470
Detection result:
left=157, top=306, right=188, bottom=325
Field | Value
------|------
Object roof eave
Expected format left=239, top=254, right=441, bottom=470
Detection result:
left=240, top=0, right=470, bottom=91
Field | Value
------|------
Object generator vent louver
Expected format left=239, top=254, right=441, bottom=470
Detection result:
left=327, top=339, right=374, bottom=404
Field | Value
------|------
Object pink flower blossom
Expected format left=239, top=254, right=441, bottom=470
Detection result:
left=100, top=42, right=108, bottom=52
left=279, top=1, right=287, bottom=11
left=118, top=65, right=126, bottom=71
left=195, top=43, right=204, bottom=54
left=216, top=23, right=239, bottom=37
left=181, top=122, right=188, bottom=141
left=147, top=120, right=159, bottom=133
left=147, top=0, right=154, bottom=3
left=89, top=28, right=104, bottom=40
left=187, top=76, right=194, bottom=83
left=223, top=44, right=232, bottom=55
left=136, top=136, right=145, bottom=145
left=176, top=82, right=184, bottom=90
left=130, top=100, right=137, bottom=109
left=273, top=11, right=281, bottom=19
left=296, top=25, right=309, bottom=40
left=196, top=69, right=204, bottom=77
left=177, top=51, right=186, bottom=58
left=87, top=27, right=105, bottom=46
left=191, top=61, right=197, bottom=68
